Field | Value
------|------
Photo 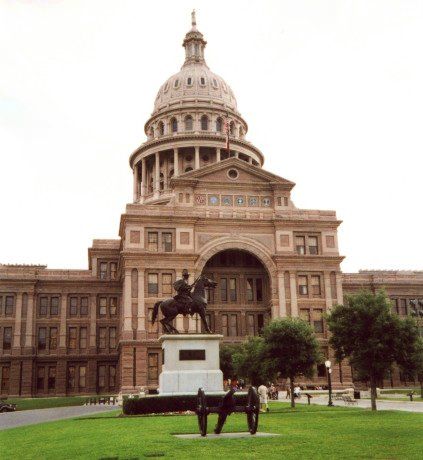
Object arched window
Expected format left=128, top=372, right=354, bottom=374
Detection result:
left=171, top=118, right=178, bottom=133
left=201, top=115, right=209, bottom=131
left=185, top=116, right=193, bottom=131
left=216, top=117, right=223, bottom=133
left=158, top=122, right=164, bottom=136
left=229, top=121, right=235, bottom=136
left=185, top=167, right=193, bottom=173
left=239, top=126, right=244, bottom=138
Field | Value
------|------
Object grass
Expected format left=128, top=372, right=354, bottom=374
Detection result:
left=4, top=396, right=88, bottom=411
left=1, top=403, right=423, bottom=459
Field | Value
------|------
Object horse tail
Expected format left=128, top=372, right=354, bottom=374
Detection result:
left=152, top=301, right=161, bottom=324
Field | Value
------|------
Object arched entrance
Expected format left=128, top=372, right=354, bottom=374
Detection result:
left=202, top=249, right=271, bottom=340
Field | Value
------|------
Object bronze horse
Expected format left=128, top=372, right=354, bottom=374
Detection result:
left=151, top=275, right=217, bottom=334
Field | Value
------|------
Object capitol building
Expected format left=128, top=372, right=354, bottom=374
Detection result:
left=1, top=15, right=422, bottom=397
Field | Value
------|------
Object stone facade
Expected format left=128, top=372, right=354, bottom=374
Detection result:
left=0, top=15, right=421, bottom=396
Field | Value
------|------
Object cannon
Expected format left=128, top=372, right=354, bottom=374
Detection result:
left=195, top=387, right=260, bottom=437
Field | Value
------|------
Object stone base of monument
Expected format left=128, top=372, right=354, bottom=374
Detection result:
left=158, top=334, right=224, bottom=395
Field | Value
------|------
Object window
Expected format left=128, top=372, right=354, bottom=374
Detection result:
left=201, top=115, right=209, bottom=130
left=38, top=328, right=47, bottom=351
left=229, top=314, right=238, bottom=336
left=200, top=77, right=206, bottom=85
left=148, top=353, right=159, bottom=381
left=256, top=279, right=263, bottom=301
left=162, top=274, right=173, bottom=296
left=109, top=327, right=117, bottom=349
left=50, top=297, right=59, bottom=315
left=246, top=279, right=253, bottom=301
left=110, top=297, right=117, bottom=316
left=311, top=276, right=321, bottom=296
left=148, top=274, right=159, bottom=296
left=158, top=122, right=164, bottom=136
left=49, top=327, right=58, bottom=350
left=3, top=327, right=12, bottom=350
left=174, top=78, right=179, bottom=88
left=99, top=262, right=108, bottom=280
left=162, top=233, right=172, bottom=252
left=110, top=263, right=117, bottom=280
left=80, top=297, right=88, bottom=315
left=171, top=118, right=178, bottom=133
left=99, top=297, right=107, bottom=316
left=1, top=366, right=10, bottom=392
left=399, top=299, right=408, bottom=316
left=229, top=121, right=235, bottom=135
left=313, top=309, right=324, bottom=333
left=391, top=298, right=399, bottom=315
left=70, top=297, right=78, bottom=316
left=257, top=314, right=264, bottom=334
left=300, top=308, right=310, bottom=323
left=98, top=365, right=106, bottom=389
left=4, top=296, right=14, bottom=316
left=68, top=366, right=75, bottom=389
left=229, top=278, right=237, bottom=302
left=296, top=236, right=306, bottom=255
left=109, top=365, right=116, bottom=388
left=298, top=276, right=308, bottom=295
left=99, top=327, right=107, bottom=350
left=222, top=314, right=229, bottom=336
left=185, top=116, right=193, bottom=131
left=148, top=232, right=158, bottom=251
left=79, top=366, right=86, bottom=388
left=48, top=367, right=56, bottom=390
left=308, top=236, right=319, bottom=255
left=37, top=367, right=45, bottom=391
left=220, top=278, right=228, bottom=302
left=79, top=327, right=87, bottom=349
left=187, top=77, right=192, bottom=85
left=216, top=117, right=222, bottom=132
left=39, top=297, right=48, bottom=316
left=68, top=327, right=77, bottom=349
left=247, top=314, right=255, bottom=335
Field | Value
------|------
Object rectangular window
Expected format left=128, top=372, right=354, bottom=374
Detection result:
left=256, top=278, right=263, bottom=301
left=39, top=297, right=48, bottom=316
left=79, top=366, right=86, bottom=388
left=148, top=274, right=158, bottom=296
left=109, top=365, right=116, bottom=388
left=70, top=297, right=78, bottom=316
left=162, top=273, right=173, bottom=296
left=400, top=299, right=408, bottom=316
left=247, top=314, right=255, bottom=335
left=246, top=278, right=254, bottom=301
left=162, top=233, right=173, bottom=252
left=99, top=327, right=107, bottom=349
left=49, top=327, right=58, bottom=350
left=3, top=327, right=12, bottom=350
left=311, top=275, right=321, bottom=296
left=229, top=314, right=238, bottom=336
left=68, top=366, right=75, bottom=389
left=109, top=327, right=116, bottom=349
left=220, top=278, right=228, bottom=302
left=1, top=366, right=10, bottom=392
left=110, top=297, right=117, bottom=316
left=5, top=296, right=14, bottom=315
left=48, top=366, right=56, bottom=390
left=80, top=297, right=88, bottom=315
left=110, top=262, right=117, bottom=280
left=229, top=278, right=237, bottom=302
left=221, top=314, right=229, bottom=336
left=313, top=309, right=324, bottom=333
left=68, top=327, right=77, bottom=349
left=391, top=298, right=399, bottom=315
left=298, top=276, right=308, bottom=295
left=99, top=297, right=107, bottom=316
left=37, top=367, right=45, bottom=391
left=257, top=314, right=264, bottom=333
left=99, top=262, right=108, bottom=280
left=308, top=236, right=319, bottom=255
left=299, top=308, right=311, bottom=323
left=296, top=236, right=306, bottom=255
left=148, top=353, right=159, bottom=381
left=79, top=327, right=87, bottom=349
left=148, top=232, right=158, bottom=251
left=38, top=327, right=47, bottom=351
left=98, top=365, right=106, bottom=389
left=50, top=297, right=59, bottom=315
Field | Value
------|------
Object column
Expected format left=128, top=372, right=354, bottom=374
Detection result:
left=289, top=273, right=298, bottom=317
left=335, top=272, right=343, bottom=304
left=133, top=163, right=139, bottom=203
left=137, top=269, right=146, bottom=339
left=216, top=148, right=221, bottom=163
left=248, top=156, right=253, bottom=164
left=277, top=273, right=287, bottom=318
left=174, top=148, right=179, bottom=176
left=141, top=158, right=146, bottom=200
left=123, top=269, right=132, bottom=338
left=13, top=293, right=23, bottom=349
left=164, top=157, right=169, bottom=190
left=25, top=293, right=34, bottom=348
left=154, top=152, right=160, bottom=196
left=194, top=146, right=200, bottom=169
left=59, top=295, right=67, bottom=348
left=89, top=294, right=97, bottom=351
left=324, top=272, right=332, bottom=310
left=235, top=151, right=239, bottom=158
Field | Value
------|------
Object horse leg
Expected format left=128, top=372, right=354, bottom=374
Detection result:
left=160, top=318, right=172, bottom=334
left=166, top=314, right=180, bottom=334
left=197, top=305, right=212, bottom=333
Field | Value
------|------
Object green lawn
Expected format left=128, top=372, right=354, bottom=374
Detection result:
left=4, top=396, right=88, bottom=411
left=1, top=403, right=423, bottom=459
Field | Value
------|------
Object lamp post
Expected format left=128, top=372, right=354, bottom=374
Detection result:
left=325, top=360, right=334, bottom=407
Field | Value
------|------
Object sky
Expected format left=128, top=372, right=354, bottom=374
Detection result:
left=0, top=0, right=422, bottom=273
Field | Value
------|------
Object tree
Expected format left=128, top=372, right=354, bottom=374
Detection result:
left=219, top=344, right=239, bottom=379
left=327, top=290, right=422, bottom=410
left=262, top=318, right=321, bottom=408
left=232, top=336, right=275, bottom=386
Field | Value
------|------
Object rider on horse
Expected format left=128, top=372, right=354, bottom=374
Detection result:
left=173, top=269, right=193, bottom=316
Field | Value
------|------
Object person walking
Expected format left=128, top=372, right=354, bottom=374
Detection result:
left=258, top=384, right=269, bottom=413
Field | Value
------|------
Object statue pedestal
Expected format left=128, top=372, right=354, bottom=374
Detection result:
left=158, top=334, right=224, bottom=395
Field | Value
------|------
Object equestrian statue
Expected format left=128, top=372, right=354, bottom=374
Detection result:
left=151, top=269, right=217, bottom=334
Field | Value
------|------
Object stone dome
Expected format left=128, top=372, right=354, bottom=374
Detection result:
left=152, top=11, right=238, bottom=115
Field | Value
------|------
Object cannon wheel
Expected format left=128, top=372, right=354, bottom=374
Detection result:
left=247, top=386, right=260, bottom=435
left=197, top=388, right=208, bottom=437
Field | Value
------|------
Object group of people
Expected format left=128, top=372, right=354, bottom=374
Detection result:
left=257, top=383, right=278, bottom=412
left=223, top=378, right=245, bottom=391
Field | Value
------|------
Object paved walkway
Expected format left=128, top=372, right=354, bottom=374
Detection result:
left=0, top=404, right=119, bottom=431
left=294, top=395, right=423, bottom=413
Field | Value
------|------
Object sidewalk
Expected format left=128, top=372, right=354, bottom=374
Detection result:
left=0, top=404, right=119, bottom=431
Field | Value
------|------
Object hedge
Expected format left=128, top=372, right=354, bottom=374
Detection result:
left=123, top=393, right=248, bottom=415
